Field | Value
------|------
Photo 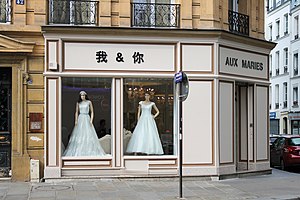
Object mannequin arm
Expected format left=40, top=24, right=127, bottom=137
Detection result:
left=89, top=101, right=94, bottom=124
left=153, top=104, right=159, bottom=119
left=137, top=105, right=141, bottom=121
left=75, top=102, right=79, bottom=125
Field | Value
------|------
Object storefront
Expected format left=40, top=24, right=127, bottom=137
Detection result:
left=42, top=27, right=274, bottom=179
left=270, top=112, right=279, bottom=135
left=289, top=112, right=300, bottom=135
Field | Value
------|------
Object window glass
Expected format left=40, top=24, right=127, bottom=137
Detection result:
left=61, top=77, right=112, bottom=157
left=288, top=138, right=300, bottom=146
left=292, top=121, right=299, bottom=135
left=123, top=78, right=174, bottom=156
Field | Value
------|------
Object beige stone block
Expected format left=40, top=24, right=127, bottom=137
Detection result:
left=181, top=19, right=193, bottom=29
left=28, top=134, right=44, bottom=148
left=35, top=15, right=47, bottom=26
left=28, top=89, right=44, bottom=101
left=119, top=2, right=130, bottom=17
left=27, top=104, right=44, bottom=115
left=100, top=1, right=111, bottom=16
left=192, top=18, right=200, bottom=29
left=119, top=17, right=130, bottom=27
left=12, top=156, right=30, bottom=181
left=28, top=57, right=44, bottom=72
left=30, top=73, right=44, bottom=86
left=35, top=0, right=46, bottom=13
left=112, top=16, right=119, bottom=26
left=13, top=14, right=26, bottom=25
left=181, top=0, right=192, bottom=19
left=100, top=17, right=112, bottom=26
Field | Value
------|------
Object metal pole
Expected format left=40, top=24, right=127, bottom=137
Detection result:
left=179, top=99, right=183, bottom=198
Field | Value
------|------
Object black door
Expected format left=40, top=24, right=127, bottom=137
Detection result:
left=0, top=68, right=12, bottom=177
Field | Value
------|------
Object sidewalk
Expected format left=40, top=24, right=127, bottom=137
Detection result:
left=1, top=168, right=300, bottom=200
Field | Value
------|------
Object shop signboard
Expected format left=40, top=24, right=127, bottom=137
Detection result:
left=288, top=112, right=300, bottom=120
left=269, top=112, right=276, bottom=119
left=219, top=46, right=268, bottom=80
left=64, top=42, right=175, bottom=71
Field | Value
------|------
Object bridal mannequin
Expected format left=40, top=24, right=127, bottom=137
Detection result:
left=63, top=91, right=106, bottom=156
left=126, top=93, right=164, bottom=155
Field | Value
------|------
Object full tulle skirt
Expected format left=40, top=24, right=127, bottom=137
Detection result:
left=126, top=114, right=164, bottom=155
left=63, top=114, right=106, bottom=156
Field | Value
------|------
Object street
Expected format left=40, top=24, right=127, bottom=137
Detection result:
left=1, top=168, right=300, bottom=200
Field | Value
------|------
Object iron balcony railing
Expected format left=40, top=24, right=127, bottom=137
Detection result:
left=131, top=3, right=180, bottom=28
left=228, top=10, right=249, bottom=36
left=49, top=0, right=98, bottom=25
left=0, top=0, right=11, bottom=23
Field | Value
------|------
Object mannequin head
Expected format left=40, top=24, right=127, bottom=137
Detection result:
left=144, top=93, right=150, bottom=101
left=78, top=91, right=89, bottom=102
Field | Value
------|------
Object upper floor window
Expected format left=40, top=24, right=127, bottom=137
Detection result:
left=0, top=0, right=12, bottom=23
left=284, top=48, right=288, bottom=73
left=275, top=84, right=279, bottom=109
left=283, top=82, right=287, bottom=108
left=276, top=20, right=280, bottom=39
left=276, top=0, right=281, bottom=6
left=275, top=51, right=280, bottom=75
left=270, top=54, right=273, bottom=76
left=293, top=86, right=299, bottom=107
left=131, top=1, right=180, bottom=28
left=295, top=16, right=299, bottom=40
left=268, top=0, right=273, bottom=10
left=48, top=0, right=98, bottom=25
left=294, top=52, right=299, bottom=76
left=269, top=24, right=273, bottom=41
left=284, top=14, right=288, bottom=35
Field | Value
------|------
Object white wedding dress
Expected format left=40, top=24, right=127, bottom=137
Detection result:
left=63, top=100, right=106, bottom=156
left=126, top=101, right=164, bottom=155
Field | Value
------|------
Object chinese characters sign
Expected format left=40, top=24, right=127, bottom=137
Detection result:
left=64, top=42, right=175, bottom=71
left=95, top=51, right=144, bottom=64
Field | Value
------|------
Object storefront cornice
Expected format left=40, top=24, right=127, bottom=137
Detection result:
left=41, top=26, right=276, bottom=50
left=0, top=34, right=35, bottom=53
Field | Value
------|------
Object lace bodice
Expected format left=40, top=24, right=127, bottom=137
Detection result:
left=79, top=101, right=90, bottom=115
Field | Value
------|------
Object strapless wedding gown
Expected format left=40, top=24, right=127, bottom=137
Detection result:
left=63, top=100, right=106, bottom=156
left=126, top=101, right=164, bottom=155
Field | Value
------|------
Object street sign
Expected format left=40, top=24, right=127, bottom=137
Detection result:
left=16, top=0, right=24, bottom=5
left=175, top=72, right=183, bottom=83
left=175, top=71, right=189, bottom=102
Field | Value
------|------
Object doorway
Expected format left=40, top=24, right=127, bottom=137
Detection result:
left=0, top=67, right=12, bottom=177
left=235, top=83, right=254, bottom=171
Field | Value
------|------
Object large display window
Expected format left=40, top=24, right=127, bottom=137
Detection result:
left=123, top=78, right=174, bottom=156
left=61, top=77, right=112, bottom=157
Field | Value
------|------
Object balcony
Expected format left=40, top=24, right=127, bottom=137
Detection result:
left=228, top=10, right=249, bottom=36
left=284, top=66, right=288, bottom=73
left=294, top=68, right=298, bottom=76
left=283, top=101, right=287, bottom=108
left=48, top=0, right=98, bottom=25
left=0, top=0, right=11, bottom=23
left=131, top=3, right=180, bottom=28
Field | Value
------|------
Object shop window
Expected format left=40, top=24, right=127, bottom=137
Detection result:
left=123, top=78, right=174, bottom=156
left=61, top=77, right=112, bottom=157
left=292, top=121, right=300, bottom=135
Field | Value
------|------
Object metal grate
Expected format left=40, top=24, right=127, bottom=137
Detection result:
left=0, top=0, right=11, bottom=23
left=131, top=3, right=180, bottom=28
left=49, top=0, right=98, bottom=25
left=228, top=10, right=249, bottom=36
